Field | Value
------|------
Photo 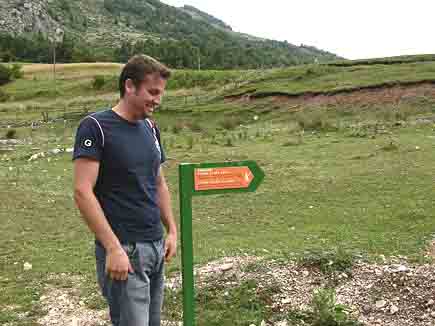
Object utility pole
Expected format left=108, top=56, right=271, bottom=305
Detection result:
left=52, top=36, right=56, bottom=94
left=51, top=28, right=64, bottom=116
left=197, top=47, right=201, bottom=71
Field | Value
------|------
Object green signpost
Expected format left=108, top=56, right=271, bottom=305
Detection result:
left=178, top=160, right=265, bottom=326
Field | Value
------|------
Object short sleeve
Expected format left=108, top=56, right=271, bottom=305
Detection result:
left=72, top=117, right=104, bottom=161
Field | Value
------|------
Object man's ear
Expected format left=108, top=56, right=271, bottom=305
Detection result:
left=125, top=79, right=136, bottom=96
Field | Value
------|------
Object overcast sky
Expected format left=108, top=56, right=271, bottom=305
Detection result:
left=160, top=0, right=434, bottom=60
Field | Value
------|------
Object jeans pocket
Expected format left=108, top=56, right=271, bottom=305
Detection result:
left=154, top=239, right=166, bottom=264
left=122, top=243, right=139, bottom=276
left=124, top=243, right=137, bottom=258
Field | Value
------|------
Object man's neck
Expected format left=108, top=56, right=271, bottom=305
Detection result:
left=112, top=100, right=140, bottom=123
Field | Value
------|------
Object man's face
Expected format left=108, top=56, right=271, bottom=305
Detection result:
left=125, top=73, right=167, bottom=120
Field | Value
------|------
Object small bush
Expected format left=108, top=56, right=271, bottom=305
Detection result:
left=186, top=135, right=194, bottom=149
left=41, top=111, right=49, bottom=123
left=188, top=121, right=203, bottom=132
left=347, top=125, right=369, bottom=138
left=210, top=135, right=218, bottom=145
left=299, top=248, right=354, bottom=274
left=381, top=140, right=399, bottom=152
left=171, top=123, right=184, bottom=134
left=0, top=89, right=9, bottom=102
left=92, top=75, right=106, bottom=90
left=10, top=64, right=23, bottom=79
left=1, top=51, right=15, bottom=63
left=219, top=117, right=242, bottom=130
left=309, top=288, right=361, bottom=326
left=295, top=110, right=338, bottom=132
left=283, top=135, right=303, bottom=146
left=287, top=288, right=361, bottom=326
left=0, top=64, right=12, bottom=86
left=5, top=129, right=17, bottom=139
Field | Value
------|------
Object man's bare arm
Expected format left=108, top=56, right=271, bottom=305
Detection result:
left=156, top=167, right=177, bottom=262
left=73, top=158, right=132, bottom=279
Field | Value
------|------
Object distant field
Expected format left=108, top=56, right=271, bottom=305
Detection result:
left=327, top=54, right=435, bottom=67
left=22, top=62, right=123, bottom=74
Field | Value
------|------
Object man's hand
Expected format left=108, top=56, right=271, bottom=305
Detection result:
left=165, top=233, right=177, bottom=263
left=105, top=247, right=134, bottom=281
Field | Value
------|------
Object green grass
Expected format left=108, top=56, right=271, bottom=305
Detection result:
left=226, top=61, right=435, bottom=97
left=2, top=118, right=435, bottom=324
left=2, top=59, right=435, bottom=324
left=327, top=54, right=435, bottom=67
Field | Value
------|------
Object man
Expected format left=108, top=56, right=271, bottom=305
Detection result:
left=73, top=55, right=177, bottom=326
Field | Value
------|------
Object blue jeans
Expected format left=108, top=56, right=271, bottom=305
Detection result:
left=96, top=239, right=165, bottom=326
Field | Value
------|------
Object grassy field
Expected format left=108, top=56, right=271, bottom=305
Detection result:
left=1, top=57, right=435, bottom=325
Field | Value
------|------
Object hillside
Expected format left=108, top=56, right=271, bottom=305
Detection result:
left=1, top=54, right=435, bottom=125
left=0, top=0, right=340, bottom=68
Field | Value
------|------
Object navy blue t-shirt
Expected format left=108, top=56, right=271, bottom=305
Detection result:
left=73, top=109, right=166, bottom=243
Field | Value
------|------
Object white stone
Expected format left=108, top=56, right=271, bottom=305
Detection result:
left=393, top=265, right=410, bottom=273
left=50, top=149, right=62, bottom=155
left=220, top=263, right=234, bottom=272
left=23, top=262, right=32, bottom=271
left=390, top=305, right=399, bottom=314
left=275, top=321, right=288, bottom=326
left=376, top=300, right=387, bottom=309
left=281, top=298, right=291, bottom=304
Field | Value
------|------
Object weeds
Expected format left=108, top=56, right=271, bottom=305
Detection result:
left=294, top=110, right=338, bottom=132
left=171, top=123, right=184, bottom=134
left=5, top=129, right=17, bottom=139
left=299, top=248, right=355, bottom=274
left=287, top=288, right=361, bottom=326
left=219, top=117, right=242, bottom=130
left=92, top=75, right=106, bottom=90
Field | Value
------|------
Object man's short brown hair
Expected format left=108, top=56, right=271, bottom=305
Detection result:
left=119, top=55, right=171, bottom=98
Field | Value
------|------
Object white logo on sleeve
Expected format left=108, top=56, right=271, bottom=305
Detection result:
left=84, top=139, right=93, bottom=147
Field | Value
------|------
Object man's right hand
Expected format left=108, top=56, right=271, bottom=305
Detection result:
left=105, top=247, right=134, bottom=281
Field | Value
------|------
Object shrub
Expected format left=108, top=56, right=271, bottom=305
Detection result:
left=0, top=64, right=12, bottom=86
left=186, top=135, right=194, bottom=149
left=188, top=120, right=203, bottom=132
left=92, top=75, right=106, bottom=90
left=225, top=138, right=234, bottom=147
left=10, top=64, right=23, bottom=79
left=5, top=129, right=17, bottom=139
left=287, top=288, right=362, bottom=326
left=309, top=288, right=361, bottom=326
left=0, top=89, right=9, bottom=102
left=219, top=117, right=242, bottom=130
left=171, top=123, right=184, bottom=134
left=299, top=248, right=354, bottom=274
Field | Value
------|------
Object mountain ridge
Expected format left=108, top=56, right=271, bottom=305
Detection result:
left=0, top=0, right=342, bottom=68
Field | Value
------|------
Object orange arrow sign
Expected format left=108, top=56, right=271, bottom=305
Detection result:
left=194, top=166, right=254, bottom=191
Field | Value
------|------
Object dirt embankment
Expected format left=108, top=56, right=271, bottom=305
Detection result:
left=227, top=81, right=435, bottom=107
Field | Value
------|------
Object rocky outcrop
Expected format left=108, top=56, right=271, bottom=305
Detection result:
left=0, top=0, right=62, bottom=40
